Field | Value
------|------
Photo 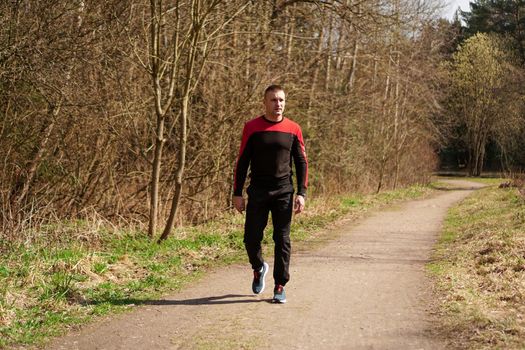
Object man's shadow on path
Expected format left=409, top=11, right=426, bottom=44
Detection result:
left=85, top=294, right=269, bottom=307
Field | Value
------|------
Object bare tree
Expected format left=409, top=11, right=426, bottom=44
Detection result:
left=0, top=0, right=459, bottom=240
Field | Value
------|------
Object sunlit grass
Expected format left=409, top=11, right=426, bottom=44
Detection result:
left=429, top=184, right=525, bottom=349
left=1, top=183, right=437, bottom=348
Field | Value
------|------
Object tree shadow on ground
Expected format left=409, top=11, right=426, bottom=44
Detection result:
left=429, top=184, right=483, bottom=191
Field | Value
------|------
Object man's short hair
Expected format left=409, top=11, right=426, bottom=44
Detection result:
left=264, top=84, right=284, bottom=97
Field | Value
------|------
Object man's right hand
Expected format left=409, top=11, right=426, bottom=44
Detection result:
left=233, top=196, right=245, bottom=214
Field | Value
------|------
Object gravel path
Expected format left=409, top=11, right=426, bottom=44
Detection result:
left=47, top=179, right=484, bottom=350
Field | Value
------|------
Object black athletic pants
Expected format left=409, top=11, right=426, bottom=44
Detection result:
left=244, top=185, right=293, bottom=286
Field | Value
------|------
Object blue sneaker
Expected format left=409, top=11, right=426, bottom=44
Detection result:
left=272, top=284, right=286, bottom=303
left=252, top=262, right=269, bottom=294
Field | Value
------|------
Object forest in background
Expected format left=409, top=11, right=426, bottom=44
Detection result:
left=1, top=0, right=524, bottom=242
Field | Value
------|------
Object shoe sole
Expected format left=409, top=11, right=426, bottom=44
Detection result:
left=253, top=262, right=269, bottom=294
left=272, top=298, right=286, bottom=304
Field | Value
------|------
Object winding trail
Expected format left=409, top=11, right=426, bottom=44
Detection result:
left=47, top=180, right=484, bottom=350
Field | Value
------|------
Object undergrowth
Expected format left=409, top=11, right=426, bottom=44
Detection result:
left=0, top=184, right=433, bottom=349
left=429, top=183, right=525, bottom=349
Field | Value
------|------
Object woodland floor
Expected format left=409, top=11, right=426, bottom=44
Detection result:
left=44, top=179, right=484, bottom=350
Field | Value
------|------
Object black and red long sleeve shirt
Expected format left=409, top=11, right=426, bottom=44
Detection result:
left=234, top=115, right=308, bottom=197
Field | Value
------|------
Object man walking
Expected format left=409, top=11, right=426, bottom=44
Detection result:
left=233, top=85, right=308, bottom=303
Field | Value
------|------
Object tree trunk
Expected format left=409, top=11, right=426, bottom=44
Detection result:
left=344, top=38, right=359, bottom=92
left=377, top=73, right=391, bottom=193
left=285, top=4, right=295, bottom=69
left=148, top=0, right=163, bottom=237
left=324, top=13, right=334, bottom=91
left=392, top=57, right=400, bottom=189
left=147, top=0, right=180, bottom=237
left=158, top=2, right=199, bottom=241
left=377, top=154, right=387, bottom=193
left=307, top=28, right=325, bottom=113
left=158, top=94, right=188, bottom=242
left=12, top=103, right=60, bottom=206
left=148, top=113, right=165, bottom=236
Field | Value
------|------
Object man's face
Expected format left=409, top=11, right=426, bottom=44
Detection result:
left=264, top=89, right=285, bottom=119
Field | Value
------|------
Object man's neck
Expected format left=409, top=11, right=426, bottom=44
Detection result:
left=264, top=114, right=283, bottom=122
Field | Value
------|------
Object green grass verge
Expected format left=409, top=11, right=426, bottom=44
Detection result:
left=0, top=184, right=434, bottom=349
left=429, top=182, right=525, bottom=349
left=430, top=176, right=505, bottom=190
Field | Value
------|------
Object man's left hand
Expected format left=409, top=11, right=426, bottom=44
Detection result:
left=294, top=195, right=305, bottom=214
